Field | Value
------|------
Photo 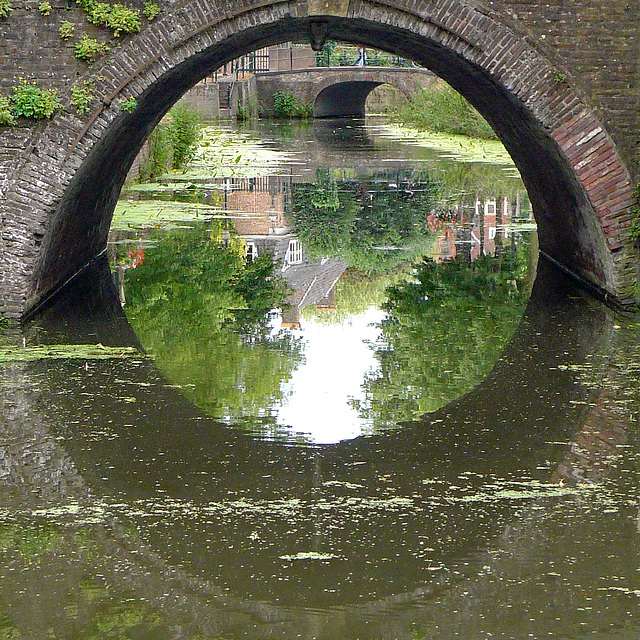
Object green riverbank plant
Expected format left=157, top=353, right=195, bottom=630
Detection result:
left=0, top=0, right=11, bottom=18
left=167, top=106, right=203, bottom=168
left=38, top=1, right=51, bottom=15
left=139, top=105, right=203, bottom=180
left=273, top=90, right=312, bottom=119
left=397, top=81, right=497, bottom=140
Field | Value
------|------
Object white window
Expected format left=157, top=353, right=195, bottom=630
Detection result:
left=246, top=242, right=258, bottom=261
left=286, top=239, right=303, bottom=265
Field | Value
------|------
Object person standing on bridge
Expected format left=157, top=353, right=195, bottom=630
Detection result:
left=355, top=47, right=367, bottom=66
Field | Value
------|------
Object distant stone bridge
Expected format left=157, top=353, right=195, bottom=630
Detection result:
left=0, top=0, right=639, bottom=318
left=252, top=66, right=435, bottom=117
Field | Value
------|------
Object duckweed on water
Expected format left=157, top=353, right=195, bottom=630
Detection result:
left=0, top=344, right=141, bottom=363
left=169, top=128, right=297, bottom=181
left=379, top=124, right=516, bottom=167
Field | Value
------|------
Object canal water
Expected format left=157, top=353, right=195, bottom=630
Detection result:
left=1, top=118, right=639, bottom=639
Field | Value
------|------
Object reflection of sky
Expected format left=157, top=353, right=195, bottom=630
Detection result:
left=274, top=308, right=385, bottom=444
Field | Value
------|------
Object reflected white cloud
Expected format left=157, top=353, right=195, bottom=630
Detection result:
left=275, top=308, right=385, bottom=444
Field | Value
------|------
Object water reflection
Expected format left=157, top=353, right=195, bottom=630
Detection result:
left=111, top=120, right=535, bottom=443
left=1, top=258, right=639, bottom=639
left=1, top=118, right=639, bottom=639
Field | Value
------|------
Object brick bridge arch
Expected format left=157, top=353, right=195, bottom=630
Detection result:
left=0, top=0, right=638, bottom=318
left=253, top=67, right=435, bottom=117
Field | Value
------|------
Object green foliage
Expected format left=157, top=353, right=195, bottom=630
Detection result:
left=0, top=0, right=11, bottom=19
left=10, top=79, right=61, bottom=119
left=120, top=96, right=137, bottom=112
left=75, top=34, right=109, bottom=62
left=629, top=184, right=640, bottom=247
left=355, top=249, right=532, bottom=424
left=273, top=90, right=312, bottom=119
left=105, top=2, right=140, bottom=36
left=138, top=123, right=172, bottom=181
left=142, top=0, right=160, bottom=19
left=123, top=223, right=301, bottom=422
left=75, top=0, right=141, bottom=36
left=236, top=97, right=262, bottom=122
left=58, top=19, right=75, bottom=39
left=70, top=78, right=96, bottom=115
left=166, top=105, right=203, bottom=169
left=38, top=0, right=51, bottom=14
left=0, top=95, right=15, bottom=126
left=315, top=40, right=336, bottom=67
left=292, top=170, right=439, bottom=273
left=396, top=81, right=498, bottom=140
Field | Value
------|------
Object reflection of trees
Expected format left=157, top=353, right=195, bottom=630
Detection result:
left=355, top=244, right=532, bottom=425
left=291, top=170, right=438, bottom=273
left=123, top=222, right=303, bottom=422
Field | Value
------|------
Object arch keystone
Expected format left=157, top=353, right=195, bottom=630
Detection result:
left=308, top=0, right=350, bottom=16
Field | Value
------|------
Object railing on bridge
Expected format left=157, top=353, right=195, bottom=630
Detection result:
left=209, top=43, right=413, bottom=82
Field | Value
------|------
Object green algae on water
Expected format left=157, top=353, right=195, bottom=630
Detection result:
left=0, top=344, right=141, bottom=363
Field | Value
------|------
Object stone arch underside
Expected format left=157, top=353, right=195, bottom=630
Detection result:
left=0, top=0, right=637, bottom=319
left=309, top=68, right=424, bottom=117
left=314, top=80, right=384, bottom=117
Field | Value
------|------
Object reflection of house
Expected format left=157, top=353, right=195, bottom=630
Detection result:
left=280, top=255, right=348, bottom=328
left=221, top=175, right=347, bottom=328
left=221, top=175, right=289, bottom=235
left=431, top=195, right=531, bottom=263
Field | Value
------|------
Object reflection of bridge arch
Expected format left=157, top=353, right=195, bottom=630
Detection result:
left=1, top=1, right=638, bottom=318
left=3, top=257, right=635, bottom=637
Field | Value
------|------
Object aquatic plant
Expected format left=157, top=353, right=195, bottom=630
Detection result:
left=38, top=1, right=51, bottom=15
left=0, top=0, right=11, bottom=18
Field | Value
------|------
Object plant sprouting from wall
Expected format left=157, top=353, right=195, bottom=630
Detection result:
left=10, top=80, right=61, bottom=119
left=0, top=96, right=15, bottom=126
left=75, top=35, right=109, bottom=62
left=629, top=184, right=640, bottom=248
left=75, top=0, right=141, bottom=36
left=120, top=96, right=137, bottom=112
left=142, top=1, right=160, bottom=20
left=59, top=20, right=75, bottom=39
left=71, top=79, right=96, bottom=115
left=0, top=0, right=11, bottom=18
left=38, top=1, right=51, bottom=15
